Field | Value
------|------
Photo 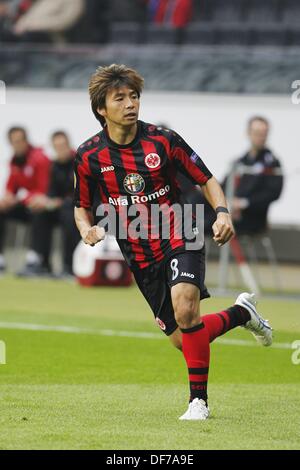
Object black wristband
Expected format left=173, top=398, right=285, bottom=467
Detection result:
left=216, top=206, right=229, bottom=215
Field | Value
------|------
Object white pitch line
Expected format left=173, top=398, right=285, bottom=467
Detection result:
left=0, top=322, right=164, bottom=340
left=0, top=321, right=293, bottom=350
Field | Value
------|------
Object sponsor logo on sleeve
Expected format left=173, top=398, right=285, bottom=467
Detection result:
left=190, top=152, right=200, bottom=163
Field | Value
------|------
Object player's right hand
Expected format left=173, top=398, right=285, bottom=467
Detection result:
left=81, top=226, right=105, bottom=246
left=212, top=213, right=235, bottom=246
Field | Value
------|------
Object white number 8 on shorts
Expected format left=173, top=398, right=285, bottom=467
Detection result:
left=170, top=258, right=179, bottom=281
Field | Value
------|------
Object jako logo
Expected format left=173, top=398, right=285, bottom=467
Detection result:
left=180, top=272, right=195, bottom=279
left=101, top=166, right=115, bottom=173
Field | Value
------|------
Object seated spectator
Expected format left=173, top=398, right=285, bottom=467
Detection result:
left=149, top=0, right=193, bottom=28
left=147, top=0, right=193, bottom=43
left=224, top=116, right=284, bottom=236
left=0, top=126, right=50, bottom=274
left=0, top=0, right=32, bottom=41
left=13, top=0, right=84, bottom=43
left=26, top=131, right=80, bottom=277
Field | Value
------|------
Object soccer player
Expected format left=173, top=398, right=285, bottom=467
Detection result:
left=74, top=64, right=273, bottom=420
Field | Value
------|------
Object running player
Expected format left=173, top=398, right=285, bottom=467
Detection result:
left=74, top=64, right=272, bottom=420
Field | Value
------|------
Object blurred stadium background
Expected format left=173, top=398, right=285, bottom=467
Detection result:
left=0, top=0, right=299, bottom=293
left=0, top=0, right=300, bottom=450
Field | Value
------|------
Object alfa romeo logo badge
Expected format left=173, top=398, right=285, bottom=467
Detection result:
left=123, top=173, right=145, bottom=195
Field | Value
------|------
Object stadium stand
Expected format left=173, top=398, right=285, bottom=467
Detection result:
left=0, top=44, right=298, bottom=94
left=0, top=0, right=299, bottom=47
left=104, top=0, right=300, bottom=47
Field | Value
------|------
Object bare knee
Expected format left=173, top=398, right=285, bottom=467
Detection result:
left=169, top=328, right=182, bottom=351
left=171, top=283, right=200, bottom=330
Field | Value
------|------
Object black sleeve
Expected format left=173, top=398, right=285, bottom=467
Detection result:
left=169, top=131, right=213, bottom=186
left=74, top=151, right=97, bottom=209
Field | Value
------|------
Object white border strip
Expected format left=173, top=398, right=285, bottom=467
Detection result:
left=0, top=322, right=292, bottom=350
left=0, top=80, right=6, bottom=104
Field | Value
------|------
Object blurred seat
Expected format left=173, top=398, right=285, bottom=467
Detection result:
left=287, top=28, right=300, bottom=46
left=187, top=22, right=247, bottom=46
left=245, top=0, right=280, bottom=24
left=185, top=23, right=215, bottom=45
left=214, top=23, right=249, bottom=45
left=204, top=0, right=246, bottom=22
left=144, top=24, right=178, bottom=45
left=185, top=22, right=286, bottom=47
left=281, top=0, right=300, bottom=24
left=109, top=0, right=140, bottom=22
left=109, top=22, right=142, bottom=43
left=192, top=0, right=206, bottom=22
left=70, top=0, right=110, bottom=43
left=248, top=23, right=288, bottom=46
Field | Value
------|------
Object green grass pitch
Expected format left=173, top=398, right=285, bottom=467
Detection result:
left=0, top=277, right=299, bottom=450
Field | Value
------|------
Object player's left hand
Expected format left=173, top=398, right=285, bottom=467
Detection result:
left=212, top=213, right=235, bottom=246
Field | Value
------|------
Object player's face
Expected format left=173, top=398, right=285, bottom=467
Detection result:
left=98, top=86, right=140, bottom=128
left=9, top=131, right=29, bottom=156
left=248, top=121, right=269, bottom=151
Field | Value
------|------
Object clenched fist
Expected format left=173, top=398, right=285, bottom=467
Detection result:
left=212, top=213, right=235, bottom=247
left=81, top=226, right=105, bottom=246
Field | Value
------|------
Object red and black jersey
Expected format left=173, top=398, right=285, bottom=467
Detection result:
left=74, top=121, right=212, bottom=270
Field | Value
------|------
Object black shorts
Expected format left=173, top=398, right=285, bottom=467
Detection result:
left=133, top=249, right=210, bottom=336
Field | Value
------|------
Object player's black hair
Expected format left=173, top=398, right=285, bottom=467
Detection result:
left=89, top=64, right=144, bottom=127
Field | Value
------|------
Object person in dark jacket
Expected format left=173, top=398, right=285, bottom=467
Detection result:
left=173, top=117, right=284, bottom=238
left=23, top=131, right=81, bottom=277
left=225, top=116, right=284, bottom=235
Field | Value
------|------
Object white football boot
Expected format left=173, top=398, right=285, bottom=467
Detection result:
left=179, top=398, right=210, bottom=421
left=235, top=292, right=273, bottom=346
